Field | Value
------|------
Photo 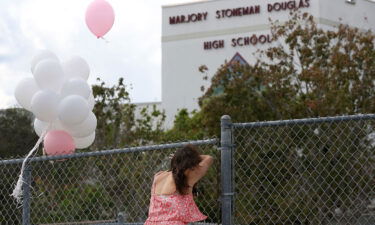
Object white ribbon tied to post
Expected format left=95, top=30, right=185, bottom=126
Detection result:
left=11, top=128, right=48, bottom=204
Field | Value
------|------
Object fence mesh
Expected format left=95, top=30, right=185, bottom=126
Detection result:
left=233, top=118, right=375, bottom=225
left=0, top=163, right=23, bottom=224
left=2, top=115, right=375, bottom=225
left=0, top=140, right=220, bottom=225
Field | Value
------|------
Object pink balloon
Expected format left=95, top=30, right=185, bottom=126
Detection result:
left=85, top=0, right=115, bottom=38
left=44, top=130, right=76, bottom=156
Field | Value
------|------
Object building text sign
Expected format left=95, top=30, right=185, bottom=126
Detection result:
left=203, top=34, right=273, bottom=50
left=169, top=0, right=310, bottom=25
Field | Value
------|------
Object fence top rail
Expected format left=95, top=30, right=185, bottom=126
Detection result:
left=232, top=114, right=375, bottom=128
left=0, top=138, right=218, bottom=166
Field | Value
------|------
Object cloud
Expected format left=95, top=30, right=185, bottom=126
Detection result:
left=0, top=64, right=26, bottom=108
left=0, top=91, right=14, bottom=109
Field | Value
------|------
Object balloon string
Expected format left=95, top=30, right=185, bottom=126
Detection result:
left=100, top=36, right=110, bottom=43
left=11, top=123, right=51, bottom=205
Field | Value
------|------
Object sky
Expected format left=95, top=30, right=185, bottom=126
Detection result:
left=0, top=0, right=201, bottom=109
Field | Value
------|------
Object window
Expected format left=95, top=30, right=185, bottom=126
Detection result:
left=229, top=52, right=249, bottom=66
left=211, top=53, right=250, bottom=96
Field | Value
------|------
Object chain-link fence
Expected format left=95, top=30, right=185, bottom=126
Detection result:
left=231, top=115, right=375, bottom=225
left=2, top=114, right=375, bottom=225
left=0, top=139, right=220, bottom=225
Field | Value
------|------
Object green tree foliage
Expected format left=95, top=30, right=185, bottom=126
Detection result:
left=0, top=108, right=37, bottom=159
left=197, top=12, right=374, bottom=136
left=162, top=109, right=208, bottom=141
left=91, top=77, right=135, bottom=149
left=91, top=77, right=165, bottom=149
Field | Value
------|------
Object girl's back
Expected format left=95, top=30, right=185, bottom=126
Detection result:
left=144, top=145, right=213, bottom=225
left=144, top=171, right=207, bottom=225
left=153, top=171, right=178, bottom=195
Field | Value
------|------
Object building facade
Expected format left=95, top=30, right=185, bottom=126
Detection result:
left=160, top=0, right=375, bottom=126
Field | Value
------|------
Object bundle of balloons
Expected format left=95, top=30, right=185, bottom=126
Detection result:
left=14, top=50, right=97, bottom=156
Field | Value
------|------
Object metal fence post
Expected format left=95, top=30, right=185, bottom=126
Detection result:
left=221, top=115, right=233, bottom=225
left=22, top=163, right=32, bottom=225
left=117, top=212, right=125, bottom=224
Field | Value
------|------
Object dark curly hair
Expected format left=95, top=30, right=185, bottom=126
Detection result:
left=170, top=144, right=202, bottom=195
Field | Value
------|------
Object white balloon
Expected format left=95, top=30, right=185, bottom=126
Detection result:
left=14, top=77, right=40, bottom=111
left=33, top=59, right=65, bottom=92
left=51, top=119, right=68, bottom=131
left=60, top=78, right=91, bottom=99
left=66, top=112, right=97, bottom=138
left=31, top=50, right=59, bottom=73
left=74, top=132, right=95, bottom=149
left=33, top=119, right=49, bottom=137
left=87, top=93, right=95, bottom=111
left=87, top=93, right=96, bottom=111
left=34, top=118, right=70, bottom=137
left=31, top=90, right=59, bottom=122
left=63, top=56, right=90, bottom=80
left=58, top=95, right=89, bottom=126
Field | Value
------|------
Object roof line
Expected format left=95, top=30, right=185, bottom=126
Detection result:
left=162, top=0, right=221, bottom=8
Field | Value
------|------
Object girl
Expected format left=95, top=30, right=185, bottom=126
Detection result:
left=144, top=144, right=214, bottom=225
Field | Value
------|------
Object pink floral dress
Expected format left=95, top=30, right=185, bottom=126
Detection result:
left=144, top=174, right=207, bottom=225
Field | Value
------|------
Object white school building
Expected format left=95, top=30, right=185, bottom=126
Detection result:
left=141, top=0, right=375, bottom=127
